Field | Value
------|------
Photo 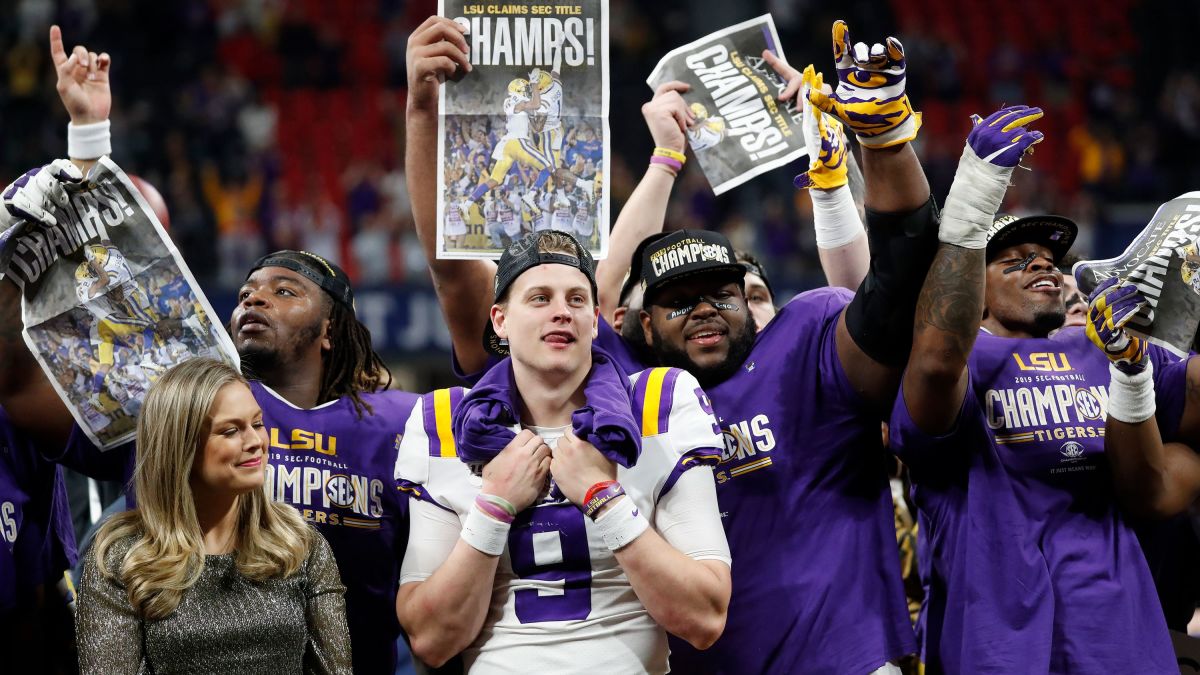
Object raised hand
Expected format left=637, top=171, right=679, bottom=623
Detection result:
left=49, top=25, right=110, bottom=125
left=641, top=81, right=693, bottom=154
left=1085, top=277, right=1149, bottom=375
left=406, top=17, right=472, bottom=114
left=967, top=105, right=1044, bottom=167
left=480, top=429, right=551, bottom=512
left=2, top=160, right=84, bottom=229
left=807, top=20, right=920, bottom=149
left=793, top=66, right=849, bottom=190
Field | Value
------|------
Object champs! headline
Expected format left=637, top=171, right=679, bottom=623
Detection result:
left=685, top=45, right=792, bottom=162
left=455, top=15, right=596, bottom=67
left=6, top=179, right=135, bottom=285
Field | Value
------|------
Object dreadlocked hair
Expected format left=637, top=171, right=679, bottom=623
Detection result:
left=318, top=297, right=392, bottom=418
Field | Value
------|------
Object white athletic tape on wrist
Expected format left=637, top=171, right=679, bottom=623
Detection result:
left=939, top=145, right=1013, bottom=249
left=811, top=184, right=865, bottom=249
left=67, top=120, right=112, bottom=160
left=460, top=502, right=511, bottom=556
left=594, top=496, right=649, bottom=551
left=1107, top=360, right=1156, bottom=424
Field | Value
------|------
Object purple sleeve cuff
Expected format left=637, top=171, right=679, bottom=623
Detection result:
left=396, top=479, right=456, bottom=514
left=658, top=446, right=721, bottom=502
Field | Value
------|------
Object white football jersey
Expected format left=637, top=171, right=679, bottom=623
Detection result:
left=503, top=94, right=532, bottom=139
left=395, top=367, right=725, bottom=674
left=687, top=118, right=726, bottom=152
left=537, top=79, right=564, bottom=131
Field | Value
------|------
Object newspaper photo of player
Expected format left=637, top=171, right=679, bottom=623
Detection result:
left=647, top=15, right=808, bottom=194
left=1074, top=192, right=1200, bottom=356
left=1, top=158, right=235, bottom=448
left=436, top=0, right=609, bottom=259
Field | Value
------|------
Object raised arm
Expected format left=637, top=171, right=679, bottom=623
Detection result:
left=762, top=55, right=869, bottom=290
left=49, top=25, right=111, bottom=175
left=903, top=107, right=1044, bottom=433
left=596, top=82, right=692, bottom=323
left=405, top=16, right=498, bottom=375
left=1086, top=279, right=1200, bottom=517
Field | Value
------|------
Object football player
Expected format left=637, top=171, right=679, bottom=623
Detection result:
left=394, top=230, right=730, bottom=671
left=685, top=102, right=726, bottom=152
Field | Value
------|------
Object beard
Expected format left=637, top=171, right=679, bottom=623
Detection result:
left=236, top=315, right=325, bottom=382
left=1031, top=306, right=1067, bottom=336
left=648, top=314, right=758, bottom=389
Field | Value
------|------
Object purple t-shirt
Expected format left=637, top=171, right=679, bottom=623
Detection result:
left=667, top=287, right=915, bottom=674
left=889, top=326, right=1183, bottom=673
left=0, top=408, right=76, bottom=613
left=252, top=382, right=418, bottom=675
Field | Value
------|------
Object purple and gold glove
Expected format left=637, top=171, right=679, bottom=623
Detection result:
left=1086, top=276, right=1149, bottom=375
left=806, top=20, right=920, bottom=148
left=1, top=159, right=83, bottom=229
left=794, top=66, right=850, bottom=190
left=967, top=105, right=1044, bottom=167
left=939, top=105, right=1045, bottom=249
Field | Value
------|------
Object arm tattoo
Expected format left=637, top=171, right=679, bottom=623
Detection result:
left=913, top=243, right=985, bottom=360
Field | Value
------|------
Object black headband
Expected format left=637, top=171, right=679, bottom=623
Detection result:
left=250, top=251, right=354, bottom=311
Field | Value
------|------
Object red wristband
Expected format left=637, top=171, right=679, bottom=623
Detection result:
left=583, top=480, right=617, bottom=505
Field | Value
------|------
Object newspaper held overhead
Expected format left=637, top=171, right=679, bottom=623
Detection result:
left=647, top=14, right=808, bottom=195
left=0, top=157, right=237, bottom=449
left=1073, top=192, right=1200, bottom=357
left=436, top=0, right=610, bottom=260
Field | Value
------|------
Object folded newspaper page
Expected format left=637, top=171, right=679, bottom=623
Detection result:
left=646, top=14, right=807, bottom=195
left=1073, top=192, right=1200, bottom=357
left=0, top=158, right=237, bottom=449
left=436, top=0, right=609, bottom=260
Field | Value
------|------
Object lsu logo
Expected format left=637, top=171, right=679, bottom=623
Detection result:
left=270, top=427, right=337, bottom=456
left=1013, top=352, right=1073, bottom=372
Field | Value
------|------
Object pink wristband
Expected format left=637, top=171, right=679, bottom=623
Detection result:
left=475, top=495, right=515, bottom=523
left=650, top=155, right=682, bottom=174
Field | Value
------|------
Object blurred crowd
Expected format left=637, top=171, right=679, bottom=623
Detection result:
left=2, top=0, right=1199, bottom=299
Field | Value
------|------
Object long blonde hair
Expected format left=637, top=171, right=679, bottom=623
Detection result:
left=93, top=358, right=312, bottom=620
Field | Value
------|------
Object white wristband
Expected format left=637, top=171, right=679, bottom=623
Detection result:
left=811, top=184, right=865, bottom=249
left=460, top=503, right=511, bottom=556
left=67, top=120, right=112, bottom=160
left=939, top=144, right=1013, bottom=249
left=1107, top=361, right=1156, bottom=424
left=594, top=496, right=649, bottom=551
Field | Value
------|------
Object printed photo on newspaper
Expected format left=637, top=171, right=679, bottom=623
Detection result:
left=1074, top=192, right=1200, bottom=356
left=646, top=14, right=807, bottom=195
left=0, top=158, right=237, bottom=449
left=436, top=0, right=609, bottom=260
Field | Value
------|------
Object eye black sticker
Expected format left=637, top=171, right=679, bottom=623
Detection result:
left=1004, top=253, right=1038, bottom=275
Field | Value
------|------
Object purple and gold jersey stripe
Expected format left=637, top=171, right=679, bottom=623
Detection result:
left=396, top=479, right=455, bottom=513
left=422, top=388, right=464, bottom=458
left=660, top=446, right=721, bottom=501
left=634, top=367, right=681, bottom=437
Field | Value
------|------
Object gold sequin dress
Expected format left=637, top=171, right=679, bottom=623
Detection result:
left=76, top=528, right=352, bottom=674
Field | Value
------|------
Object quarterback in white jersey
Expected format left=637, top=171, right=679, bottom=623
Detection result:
left=394, top=230, right=730, bottom=673
left=395, top=367, right=728, bottom=672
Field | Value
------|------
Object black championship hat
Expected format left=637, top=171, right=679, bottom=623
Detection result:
left=985, top=214, right=1078, bottom=263
left=639, top=229, right=745, bottom=303
left=485, top=230, right=598, bottom=356
left=249, top=250, right=355, bottom=311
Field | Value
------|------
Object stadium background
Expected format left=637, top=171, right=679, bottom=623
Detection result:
left=2, top=0, right=1198, bottom=393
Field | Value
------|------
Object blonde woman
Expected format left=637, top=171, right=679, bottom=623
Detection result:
left=76, top=358, right=351, bottom=673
